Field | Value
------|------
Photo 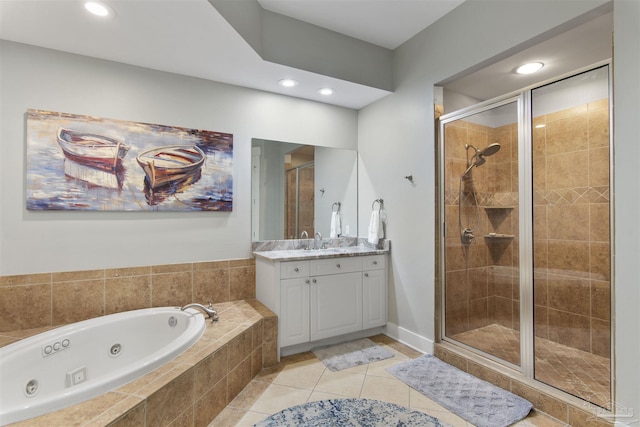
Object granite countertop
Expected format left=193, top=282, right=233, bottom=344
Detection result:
left=252, top=238, right=390, bottom=261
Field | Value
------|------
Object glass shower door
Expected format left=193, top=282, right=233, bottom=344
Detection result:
left=531, top=65, right=612, bottom=408
left=441, top=99, right=521, bottom=367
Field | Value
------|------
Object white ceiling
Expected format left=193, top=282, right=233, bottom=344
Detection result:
left=258, top=0, right=464, bottom=50
left=0, top=0, right=612, bottom=110
left=0, top=0, right=463, bottom=109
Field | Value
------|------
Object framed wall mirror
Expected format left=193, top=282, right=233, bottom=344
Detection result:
left=251, top=138, right=357, bottom=241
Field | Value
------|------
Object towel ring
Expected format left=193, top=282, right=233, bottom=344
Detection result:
left=332, top=202, right=341, bottom=212
left=372, top=198, right=383, bottom=211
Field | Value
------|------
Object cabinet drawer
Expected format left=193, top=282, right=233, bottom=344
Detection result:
left=310, top=256, right=362, bottom=276
left=363, top=255, right=386, bottom=270
left=281, top=261, right=310, bottom=279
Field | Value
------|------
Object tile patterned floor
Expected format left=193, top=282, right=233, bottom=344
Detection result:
left=452, top=324, right=611, bottom=409
left=208, top=335, right=566, bottom=426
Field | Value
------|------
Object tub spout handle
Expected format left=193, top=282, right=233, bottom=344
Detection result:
left=181, top=302, right=219, bottom=322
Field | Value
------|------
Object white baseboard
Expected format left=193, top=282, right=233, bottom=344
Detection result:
left=383, top=322, right=433, bottom=355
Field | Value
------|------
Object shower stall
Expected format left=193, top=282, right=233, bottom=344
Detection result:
left=438, top=65, right=612, bottom=409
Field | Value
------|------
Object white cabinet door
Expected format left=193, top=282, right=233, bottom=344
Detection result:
left=281, top=277, right=310, bottom=347
left=363, top=269, right=387, bottom=329
left=310, top=272, right=362, bottom=341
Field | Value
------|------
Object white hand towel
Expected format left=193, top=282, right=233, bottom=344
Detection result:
left=367, top=210, right=384, bottom=245
left=330, top=211, right=342, bottom=238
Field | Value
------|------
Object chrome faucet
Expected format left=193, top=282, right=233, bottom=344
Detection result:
left=300, top=230, right=309, bottom=250
left=181, top=301, right=219, bottom=322
left=314, top=231, right=323, bottom=250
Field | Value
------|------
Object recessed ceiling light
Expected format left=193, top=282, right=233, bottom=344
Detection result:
left=318, top=88, right=334, bottom=96
left=279, top=79, right=298, bottom=88
left=516, top=62, right=544, bottom=75
left=84, top=1, right=114, bottom=17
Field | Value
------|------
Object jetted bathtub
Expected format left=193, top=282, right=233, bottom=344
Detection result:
left=0, top=307, right=206, bottom=425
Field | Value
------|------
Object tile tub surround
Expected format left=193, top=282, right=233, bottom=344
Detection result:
left=0, top=258, right=256, bottom=333
left=1, top=299, right=278, bottom=427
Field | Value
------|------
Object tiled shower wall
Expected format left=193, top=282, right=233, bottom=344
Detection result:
left=0, top=258, right=256, bottom=332
left=444, top=119, right=520, bottom=337
left=532, top=99, right=611, bottom=358
left=444, top=99, right=611, bottom=358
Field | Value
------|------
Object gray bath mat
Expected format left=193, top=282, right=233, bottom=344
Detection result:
left=312, top=338, right=394, bottom=371
left=387, top=354, right=532, bottom=427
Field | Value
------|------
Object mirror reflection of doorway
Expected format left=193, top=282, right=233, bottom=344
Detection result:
left=285, top=146, right=315, bottom=239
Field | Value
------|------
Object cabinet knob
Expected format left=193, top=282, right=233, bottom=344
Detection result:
left=364, top=273, right=369, bottom=277
left=305, top=279, right=310, bottom=284
left=336, top=264, right=341, bottom=268
left=373, top=261, right=378, bottom=265
left=294, top=267, right=299, bottom=272
left=312, top=279, right=317, bottom=283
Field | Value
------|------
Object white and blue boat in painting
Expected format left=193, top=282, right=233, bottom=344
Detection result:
left=56, top=127, right=130, bottom=171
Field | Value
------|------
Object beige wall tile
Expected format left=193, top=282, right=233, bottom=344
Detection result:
left=510, top=381, right=568, bottom=423
left=229, top=265, right=256, bottom=301
left=52, top=279, right=104, bottom=325
left=589, top=203, right=610, bottom=242
left=0, top=284, right=52, bottom=331
left=152, top=263, right=192, bottom=274
left=227, top=358, right=253, bottom=403
left=590, top=242, right=610, bottom=281
left=228, top=329, right=252, bottom=370
left=53, top=269, right=104, bottom=282
left=146, top=371, right=194, bottom=427
left=0, top=273, right=51, bottom=287
left=588, top=104, right=610, bottom=149
left=589, top=146, right=610, bottom=188
left=591, top=280, right=611, bottom=321
left=591, top=318, right=611, bottom=358
left=548, top=309, right=590, bottom=352
left=105, top=275, right=151, bottom=315
left=545, top=114, right=588, bottom=155
left=547, top=240, right=590, bottom=276
left=193, top=268, right=229, bottom=305
left=546, top=151, right=589, bottom=190
left=547, top=204, right=589, bottom=241
left=194, top=347, right=228, bottom=398
left=152, top=272, right=192, bottom=307
left=105, top=266, right=152, bottom=278
left=547, top=274, right=591, bottom=316
left=194, top=378, right=227, bottom=427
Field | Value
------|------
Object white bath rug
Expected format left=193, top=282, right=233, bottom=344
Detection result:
left=312, top=338, right=394, bottom=371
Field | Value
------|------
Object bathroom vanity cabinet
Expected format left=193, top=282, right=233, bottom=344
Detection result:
left=255, top=252, right=387, bottom=356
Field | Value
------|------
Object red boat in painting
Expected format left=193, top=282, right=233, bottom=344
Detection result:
left=57, top=128, right=129, bottom=171
left=136, top=145, right=205, bottom=189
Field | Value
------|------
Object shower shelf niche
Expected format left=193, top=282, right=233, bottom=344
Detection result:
left=483, top=206, right=516, bottom=210
left=483, top=234, right=515, bottom=240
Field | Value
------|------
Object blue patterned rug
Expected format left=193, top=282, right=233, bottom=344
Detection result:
left=253, top=398, right=449, bottom=426
left=387, top=355, right=532, bottom=427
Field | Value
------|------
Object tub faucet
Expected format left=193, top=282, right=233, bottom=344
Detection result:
left=181, top=302, right=219, bottom=322
left=300, top=230, right=309, bottom=250
left=314, top=231, right=323, bottom=250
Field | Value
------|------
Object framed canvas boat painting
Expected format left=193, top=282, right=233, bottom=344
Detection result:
left=25, top=109, right=233, bottom=211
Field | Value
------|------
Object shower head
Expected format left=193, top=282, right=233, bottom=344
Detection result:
left=478, top=143, right=501, bottom=157
left=462, top=143, right=501, bottom=177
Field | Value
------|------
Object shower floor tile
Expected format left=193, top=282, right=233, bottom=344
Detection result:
left=452, top=324, right=611, bottom=409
